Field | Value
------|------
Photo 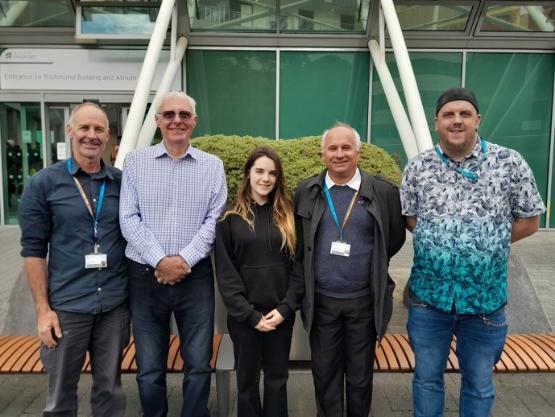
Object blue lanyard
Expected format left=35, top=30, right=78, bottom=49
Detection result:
left=323, top=182, right=360, bottom=241
left=435, top=137, right=488, bottom=182
left=67, top=158, right=106, bottom=242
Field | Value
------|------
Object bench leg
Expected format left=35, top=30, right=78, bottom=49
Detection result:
left=216, top=369, right=231, bottom=417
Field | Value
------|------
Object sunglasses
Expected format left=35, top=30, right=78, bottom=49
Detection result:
left=158, top=111, right=194, bottom=121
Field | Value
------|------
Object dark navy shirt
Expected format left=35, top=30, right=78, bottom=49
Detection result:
left=19, top=158, right=127, bottom=314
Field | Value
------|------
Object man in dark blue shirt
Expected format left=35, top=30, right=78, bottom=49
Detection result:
left=19, top=102, right=129, bottom=417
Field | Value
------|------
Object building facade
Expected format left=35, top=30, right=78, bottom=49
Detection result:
left=1, top=0, right=554, bottom=226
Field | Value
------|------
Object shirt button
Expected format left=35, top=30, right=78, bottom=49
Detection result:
left=97, top=287, right=102, bottom=292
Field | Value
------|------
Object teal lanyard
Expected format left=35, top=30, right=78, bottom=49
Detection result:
left=323, top=182, right=360, bottom=241
left=435, top=137, right=488, bottom=182
left=67, top=159, right=106, bottom=243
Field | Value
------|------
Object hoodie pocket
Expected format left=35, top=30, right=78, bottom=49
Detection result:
left=240, top=263, right=288, bottom=309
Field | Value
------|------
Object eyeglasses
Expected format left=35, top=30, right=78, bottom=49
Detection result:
left=157, top=111, right=194, bottom=121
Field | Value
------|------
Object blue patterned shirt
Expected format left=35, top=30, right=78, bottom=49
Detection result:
left=400, top=140, right=545, bottom=314
left=120, top=142, right=227, bottom=268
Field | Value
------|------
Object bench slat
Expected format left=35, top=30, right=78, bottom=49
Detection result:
left=1, top=333, right=552, bottom=374
left=508, top=335, right=548, bottom=371
left=505, top=336, right=539, bottom=371
left=380, top=337, right=400, bottom=371
left=386, top=335, right=412, bottom=371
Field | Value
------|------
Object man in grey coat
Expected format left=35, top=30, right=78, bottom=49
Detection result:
left=291, top=122, right=406, bottom=417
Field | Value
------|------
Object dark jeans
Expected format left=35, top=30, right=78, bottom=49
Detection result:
left=310, top=293, right=376, bottom=417
left=228, top=314, right=295, bottom=417
left=40, top=303, right=130, bottom=417
left=407, top=299, right=508, bottom=417
left=128, top=258, right=214, bottom=417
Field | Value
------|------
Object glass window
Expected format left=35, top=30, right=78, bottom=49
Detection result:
left=186, top=50, right=276, bottom=138
left=481, top=4, right=554, bottom=32
left=466, top=52, right=554, bottom=226
left=371, top=52, right=463, bottom=167
left=0, top=0, right=73, bottom=27
left=188, top=0, right=370, bottom=33
left=79, top=5, right=160, bottom=36
left=279, top=51, right=369, bottom=139
left=395, top=4, right=473, bottom=31
left=280, top=0, right=369, bottom=33
left=1, top=103, right=43, bottom=225
left=188, top=0, right=276, bottom=32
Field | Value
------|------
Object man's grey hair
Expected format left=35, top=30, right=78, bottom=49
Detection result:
left=321, top=122, right=362, bottom=152
left=67, top=102, right=109, bottom=128
left=157, top=91, right=197, bottom=115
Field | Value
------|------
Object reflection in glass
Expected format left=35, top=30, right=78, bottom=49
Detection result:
left=395, top=4, right=472, bottom=31
left=0, top=103, right=43, bottom=225
left=48, top=107, right=68, bottom=165
left=280, top=0, right=369, bottom=33
left=482, top=5, right=554, bottom=32
left=279, top=51, right=369, bottom=138
left=187, top=50, right=276, bottom=137
left=81, top=6, right=159, bottom=35
left=0, top=0, right=73, bottom=27
left=188, top=0, right=370, bottom=33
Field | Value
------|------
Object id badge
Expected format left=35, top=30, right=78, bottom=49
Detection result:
left=85, top=253, right=108, bottom=269
left=330, top=240, right=351, bottom=257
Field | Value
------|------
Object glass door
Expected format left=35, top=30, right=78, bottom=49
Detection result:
left=0, top=103, right=43, bottom=224
left=46, top=106, right=71, bottom=165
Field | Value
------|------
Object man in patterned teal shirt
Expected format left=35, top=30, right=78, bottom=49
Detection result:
left=400, top=87, right=545, bottom=417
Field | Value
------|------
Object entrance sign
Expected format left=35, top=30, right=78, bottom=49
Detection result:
left=0, top=49, right=181, bottom=91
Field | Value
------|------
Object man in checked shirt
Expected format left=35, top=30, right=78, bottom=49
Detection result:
left=119, top=91, right=227, bottom=417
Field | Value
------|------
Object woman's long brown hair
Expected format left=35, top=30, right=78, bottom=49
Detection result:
left=223, top=146, right=296, bottom=255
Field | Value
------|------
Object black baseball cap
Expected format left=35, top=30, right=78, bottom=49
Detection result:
left=436, top=87, right=479, bottom=115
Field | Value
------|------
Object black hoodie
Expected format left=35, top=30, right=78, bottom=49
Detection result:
left=215, top=203, right=303, bottom=328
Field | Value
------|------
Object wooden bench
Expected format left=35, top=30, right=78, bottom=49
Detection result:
left=2, top=333, right=553, bottom=417
left=0, top=334, right=222, bottom=374
left=373, top=333, right=555, bottom=373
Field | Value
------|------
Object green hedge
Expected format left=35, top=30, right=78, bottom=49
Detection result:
left=191, top=135, right=402, bottom=201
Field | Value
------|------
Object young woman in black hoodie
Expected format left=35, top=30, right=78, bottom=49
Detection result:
left=215, top=146, right=302, bottom=417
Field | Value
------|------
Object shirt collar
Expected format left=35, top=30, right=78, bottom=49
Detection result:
left=155, top=141, right=199, bottom=161
left=325, top=167, right=361, bottom=191
left=69, top=157, right=113, bottom=180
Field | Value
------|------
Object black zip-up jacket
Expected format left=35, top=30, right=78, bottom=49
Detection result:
left=215, top=203, right=304, bottom=328
left=290, top=169, right=406, bottom=339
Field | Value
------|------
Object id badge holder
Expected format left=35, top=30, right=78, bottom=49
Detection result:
left=330, top=240, right=351, bottom=257
left=85, top=244, right=108, bottom=269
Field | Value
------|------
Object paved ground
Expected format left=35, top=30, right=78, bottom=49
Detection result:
left=1, top=227, right=554, bottom=416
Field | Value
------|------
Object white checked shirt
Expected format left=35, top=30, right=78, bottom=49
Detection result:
left=120, top=141, right=228, bottom=268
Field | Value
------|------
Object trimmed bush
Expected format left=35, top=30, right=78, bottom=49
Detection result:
left=191, top=135, right=402, bottom=201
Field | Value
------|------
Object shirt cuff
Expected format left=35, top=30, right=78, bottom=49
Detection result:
left=144, top=248, right=167, bottom=269
left=179, top=247, right=203, bottom=268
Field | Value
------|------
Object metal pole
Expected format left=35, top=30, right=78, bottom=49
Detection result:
left=368, top=40, right=419, bottom=160
left=114, top=0, right=176, bottom=169
left=136, top=36, right=189, bottom=150
left=379, top=0, right=433, bottom=152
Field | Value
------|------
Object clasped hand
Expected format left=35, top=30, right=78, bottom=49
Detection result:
left=154, top=256, right=191, bottom=285
left=255, top=309, right=284, bottom=332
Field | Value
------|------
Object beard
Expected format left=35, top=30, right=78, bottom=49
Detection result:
left=441, top=133, right=477, bottom=159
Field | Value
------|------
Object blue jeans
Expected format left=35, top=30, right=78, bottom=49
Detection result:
left=407, top=299, right=508, bottom=417
left=128, top=258, right=214, bottom=417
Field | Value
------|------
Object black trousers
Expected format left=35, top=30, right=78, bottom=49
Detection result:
left=227, top=314, right=295, bottom=417
left=310, top=293, right=377, bottom=417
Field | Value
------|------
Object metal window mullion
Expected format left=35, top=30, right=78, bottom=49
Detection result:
left=275, top=49, right=280, bottom=140
left=545, top=64, right=555, bottom=228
